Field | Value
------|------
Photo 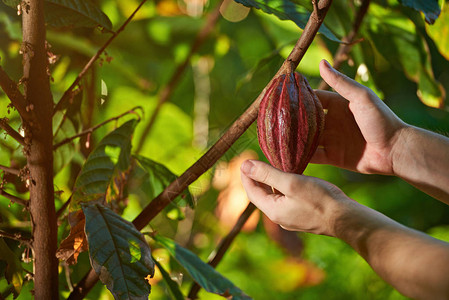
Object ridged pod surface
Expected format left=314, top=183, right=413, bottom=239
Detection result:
left=257, top=72, right=324, bottom=174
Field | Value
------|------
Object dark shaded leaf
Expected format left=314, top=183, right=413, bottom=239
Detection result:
left=2, top=0, right=112, bottom=30
left=153, top=234, right=252, bottom=300
left=398, top=0, right=440, bottom=24
left=83, top=203, right=155, bottom=300
left=70, top=119, right=138, bottom=211
left=53, top=111, right=77, bottom=175
left=153, top=258, right=184, bottom=300
left=0, top=239, right=23, bottom=298
left=133, top=155, right=194, bottom=208
left=233, top=0, right=340, bottom=42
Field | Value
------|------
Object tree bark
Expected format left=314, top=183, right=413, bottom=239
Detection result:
left=22, top=0, right=59, bottom=299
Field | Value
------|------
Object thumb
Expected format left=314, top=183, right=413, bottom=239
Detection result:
left=319, top=59, right=372, bottom=104
left=241, top=160, right=293, bottom=194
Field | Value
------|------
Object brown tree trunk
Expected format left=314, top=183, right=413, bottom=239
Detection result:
left=22, top=0, right=59, bottom=299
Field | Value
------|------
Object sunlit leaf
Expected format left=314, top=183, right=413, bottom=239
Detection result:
left=153, top=259, right=184, bottom=300
left=364, top=6, right=445, bottom=108
left=152, top=234, right=252, bottom=300
left=0, top=239, right=23, bottom=298
left=233, top=0, right=340, bottom=42
left=133, top=155, right=194, bottom=208
left=83, top=203, right=155, bottom=300
left=398, top=0, right=440, bottom=24
left=426, top=3, right=449, bottom=60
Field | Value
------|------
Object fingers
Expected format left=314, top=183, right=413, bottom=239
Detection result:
left=319, top=60, right=372, bottom=104
left=240, top=171, right=280, bottom=213
left=240, top=160, right=294, bottom=194
left=314, top=90, right=347, bottom=109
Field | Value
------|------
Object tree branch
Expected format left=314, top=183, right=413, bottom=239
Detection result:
left=67, top=1, right=334, bottom=298
left=318, top=0, right=370, bottom=90
left=188, top=203, right=257, bottom=299
left=0, top=189, right=29, bottom=207
left=0, top=118, right=25, bottom=146
left=0, top=164, right=20, bottom=176
left=0, top=65, right=29, bottom=119
left=0, top=230, right=32, bottom=247
left=53, top=0, right=149, bottom=114
left=135, top=1, right=223, bottom=153
left=53, top=106, right=142, bottom=150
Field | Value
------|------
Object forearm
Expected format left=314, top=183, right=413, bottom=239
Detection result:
left=333, top=200, right=449, bottom=300
left=392, top=125, right=449, bottom=203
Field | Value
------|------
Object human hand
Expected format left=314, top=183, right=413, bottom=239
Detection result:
left=312, top=60, right=407, bottom=175
left=240, top=159, right=351, bottom=236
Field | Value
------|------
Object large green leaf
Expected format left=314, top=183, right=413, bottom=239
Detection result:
left=83, top=203, right=155, bottom=300
left=133, top=155, right=194, bottom=208
left=153, top=234, right=252, bottom=300
left=153, top=258, right=184, bottom=300
left=233, top=0, right=340, bottom=42
left=398, top=0, right=440, bottom=24
left=2, top=0, right=112, bottom=30
left=0, top=239, right=23, bottom=298
left=70, top=119, right=138, bottom=211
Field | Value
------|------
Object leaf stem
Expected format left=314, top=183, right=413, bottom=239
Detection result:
left=0, top=118, right=25, bottom=146
left=0, top=189, right=29, bottom=207
left=0, top=230, right=32, bottom=246
left=0, top=164, right=20, bottom=176
left=53, top=106, right=142, bottom=150
left=53, top=0, right=149, bottom=115
left=0, top=65, right=30, bottom=119
left=187, top=203, right=257, bottom=299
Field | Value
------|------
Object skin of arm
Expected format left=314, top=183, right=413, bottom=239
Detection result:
left=241, top=160, right=449, bottom=300
left=240, top=60, right=449, bottom=299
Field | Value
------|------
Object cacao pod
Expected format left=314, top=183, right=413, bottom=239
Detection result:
left=257, top=72, right=324, bottom=174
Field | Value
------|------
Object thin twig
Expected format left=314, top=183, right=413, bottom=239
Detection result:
left=135, top=1, right=223, bottom=153
left=0, top=65, right=29, bottom=119
left=0, top=164, right=20, bottom=176
left=53, top=106, right=142, bottom=150
left=188, top=203, right=257, bottom=299
left=318, top=0, right=370, bottom=90
left=53, top=0, right=149, bottom=115
left=0, top=118, right=25, bottom=146
left=67, top=1, right=333, bottom=299
left=0, top=189, right=29, bottom=207
left=56, top=195, right=71, bottom=219
left=0, top=230, right=32, bottom=247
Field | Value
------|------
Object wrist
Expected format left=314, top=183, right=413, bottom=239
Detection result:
left=390, top=123, right=414, bottom=178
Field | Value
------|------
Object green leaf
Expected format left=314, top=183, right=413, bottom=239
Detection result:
left=398, top=0, right=440, bottom=24
left=2, top=0, right=112, bottom=30
left=153, top=258, right=184, bottom=300
left=233, top=0, right=340, bottom=42
left=133, top=155, right=194, bottom=209
left=53, top=111, right=77, bottom=175
left=0, top=239, right=23, bottom=298
left=1, top=0, right=19, bottom=7
left=70, top=119, right=138, bottom=211
left=153, top=234, right=252, bottom=300
left=45, top=0, right=113, bottom=30
left=83, top=203, right=155, bottom=300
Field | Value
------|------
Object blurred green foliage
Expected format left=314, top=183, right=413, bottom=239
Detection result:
left=0, top=0, right=449, bottom=299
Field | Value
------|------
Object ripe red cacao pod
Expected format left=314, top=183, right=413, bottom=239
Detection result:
left=257, top=72, right=324, bottom=174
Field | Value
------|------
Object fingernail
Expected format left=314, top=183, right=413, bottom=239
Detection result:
left=322, top=59, right=332, bottom=70
left=241, top=160, right=255, bottom=175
